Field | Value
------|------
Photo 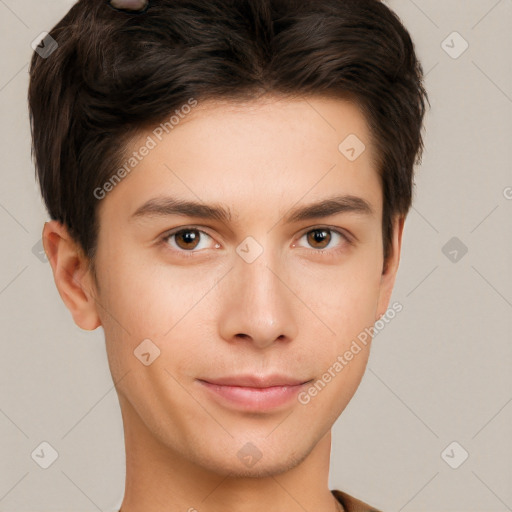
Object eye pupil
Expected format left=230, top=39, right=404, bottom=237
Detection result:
left=176, top=229, right=200, bottom=250
left=308, top=229, right=331, bottom=248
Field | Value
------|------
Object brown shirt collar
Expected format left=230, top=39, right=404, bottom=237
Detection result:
left=331, top=489, right=383, bottom=512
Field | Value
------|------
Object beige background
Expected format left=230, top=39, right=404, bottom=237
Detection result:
left=1, top=1, right=511, bottom=511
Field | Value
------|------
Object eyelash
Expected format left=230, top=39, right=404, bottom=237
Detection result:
left=159, top=225, right=353, bottom=259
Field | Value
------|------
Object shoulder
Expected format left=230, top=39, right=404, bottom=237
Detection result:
left=331, top=489, right=384, bottom=512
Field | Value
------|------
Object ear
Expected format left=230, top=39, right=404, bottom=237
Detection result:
left=375, top=215, right=405, bottom=321
left=42, top=221, right=102, bottom=330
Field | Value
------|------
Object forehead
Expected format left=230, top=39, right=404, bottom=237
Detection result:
left=97, top=94, right=382, bottom=225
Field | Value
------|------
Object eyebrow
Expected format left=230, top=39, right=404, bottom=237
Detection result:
left=130, top=194, right=374, bottom=224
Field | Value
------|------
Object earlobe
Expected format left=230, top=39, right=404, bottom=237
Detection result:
left=42, top=221, right=102, bottom=331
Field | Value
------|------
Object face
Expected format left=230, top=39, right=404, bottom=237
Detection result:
left=49, top=95, right=403, bottom=478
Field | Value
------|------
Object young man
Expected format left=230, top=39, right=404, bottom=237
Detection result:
left=28, top=0, right=428, bottom=510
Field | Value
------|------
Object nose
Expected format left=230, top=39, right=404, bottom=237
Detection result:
left=217, top=245, right=299, bottom=350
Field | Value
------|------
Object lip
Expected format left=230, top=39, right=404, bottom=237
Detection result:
left=200, top=374, right=308, bottom=388
left=197, top=374, right=312, bottom=412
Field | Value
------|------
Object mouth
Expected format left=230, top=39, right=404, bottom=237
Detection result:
left=196, top=374, right=312, bottom=412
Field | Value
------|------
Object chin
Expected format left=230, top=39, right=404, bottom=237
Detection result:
left=187, top=438, right=313, bottom=479
left=202, top=455, right=304, bottom=479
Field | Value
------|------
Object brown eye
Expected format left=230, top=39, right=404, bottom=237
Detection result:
left=295, top=227, right=351, bottom=254
left=174, top=229, right=201, bottom=250
left=307, top=229, right=332, bottom=249
left=161, top=227, right=218, bottom=257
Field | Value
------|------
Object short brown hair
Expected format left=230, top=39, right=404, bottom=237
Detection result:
left=28, top=0, right=429, bottom=272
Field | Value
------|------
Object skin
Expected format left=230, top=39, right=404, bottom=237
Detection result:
left=43, top=95, right=404, bottom=512
left=109, top=0, right=148, bottom=11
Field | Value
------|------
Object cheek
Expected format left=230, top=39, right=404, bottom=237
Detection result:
left=292, top=256, right=382, bottom=349
left=95, top=248, right=223, bottom=357
left=95, top=247, right=173, bottom=329
left=293, top=263, right=380, bottom=415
